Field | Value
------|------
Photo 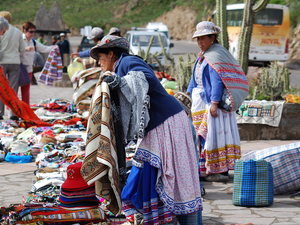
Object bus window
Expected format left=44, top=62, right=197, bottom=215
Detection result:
left=227, top=9, right=243, bottom=27
left=227, top=8, right=283, bottom=27
left=255, top=9, right=283, bottom=26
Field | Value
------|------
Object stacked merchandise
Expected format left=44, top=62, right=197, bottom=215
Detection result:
left=58, top=162, right=100, bottom=210
left=12, top=204, right=106, bottom=224
left=72, top=67, right=102, bottom=117
left=13, top=162, right=106, bottom=224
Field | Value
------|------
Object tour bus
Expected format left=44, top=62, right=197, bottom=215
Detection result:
left=226, top=4, right=290, bottom=65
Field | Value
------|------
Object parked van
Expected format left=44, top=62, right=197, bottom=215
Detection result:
left=125, top=29, right=172, bottom=66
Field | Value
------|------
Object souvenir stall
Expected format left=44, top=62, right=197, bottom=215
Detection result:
left=0, top=65, right=131, bottom=224
left=0, top=64, right=187, bottom=225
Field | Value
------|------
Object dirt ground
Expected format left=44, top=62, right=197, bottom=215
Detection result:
left=153, top=6, right=198, bottom=40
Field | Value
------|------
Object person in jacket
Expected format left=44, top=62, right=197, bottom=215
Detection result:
left=90, top=35, right=203, bottom=224
left=187, top=21, right=249, bottom=182
left=0, top=11, right=25, bottom=120
left=71, top=27, right=104, bottom=59
left=57, top=32, right=70, bottom=68
left=20, top=21, right=54, bottom=105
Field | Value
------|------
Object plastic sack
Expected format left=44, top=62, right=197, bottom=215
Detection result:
left=5, top=152, right=32, bottom=163
left=67, top=58, right=85, bottom=79
left=162, top=80, right=178, bottom=90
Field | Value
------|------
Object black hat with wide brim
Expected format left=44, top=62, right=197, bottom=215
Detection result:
left=90, top=35, right=129, bottom=60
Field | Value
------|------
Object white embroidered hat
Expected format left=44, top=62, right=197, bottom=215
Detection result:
left=192, top=21, right=221, bottom=38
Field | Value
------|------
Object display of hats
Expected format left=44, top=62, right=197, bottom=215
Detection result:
left=59, top=162, right=99, bottom=209
left=61, top=162, right=91, bottom=190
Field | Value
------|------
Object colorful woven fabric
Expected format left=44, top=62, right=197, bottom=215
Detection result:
left=204, top=44, right=249, bottom=112
left=0, top=67, right=51, bottom=127
left=243, top=142, right=300, bottom=194
left=81, top=80, right=121, bottom=215
left=233, top=160, right=274, bottom=206
left=237, top=100, right=284, bottom=127
left=17, top=208, right=106, bottom=224
left=38, top=45, right=63, bottom=86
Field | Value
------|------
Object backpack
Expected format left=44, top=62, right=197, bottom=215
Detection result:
left=32, top=39, right=37, bottom=51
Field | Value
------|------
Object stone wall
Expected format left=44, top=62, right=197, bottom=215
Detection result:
left=239, top=103, right=300, bottom=140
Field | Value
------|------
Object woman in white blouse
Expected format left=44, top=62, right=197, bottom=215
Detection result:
left=20, top=21, right=54, bottom=104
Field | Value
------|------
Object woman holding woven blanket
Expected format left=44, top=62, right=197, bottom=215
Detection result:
left=89, top=35, right=202, bottom=224
left=187, top=21, right=249, bottom=182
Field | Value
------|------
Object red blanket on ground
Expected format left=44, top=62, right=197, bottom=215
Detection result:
left=0, top=67, right=51, bottom=127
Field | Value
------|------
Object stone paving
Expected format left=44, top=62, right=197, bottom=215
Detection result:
left=0, top=85, right=300, bottom=224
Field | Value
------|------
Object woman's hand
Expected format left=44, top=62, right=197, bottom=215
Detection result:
left=25, top=46, right=35, bottom=51
left=102, top=71, right=114, bottom=77
left=210, top=102, right=219, bottom=117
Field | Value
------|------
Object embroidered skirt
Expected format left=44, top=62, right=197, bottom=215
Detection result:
left=122, top=162, right=175, bottom=225
left=193, top=105, right=241, bottom=176
left=133, top=110, right=202, bottom=215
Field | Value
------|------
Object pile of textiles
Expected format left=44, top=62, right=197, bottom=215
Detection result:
left=71, top=67, right=102, bottom=117
left=58, top=162, right=100, bottom=209
left=2, top=203, right=106, bottom=225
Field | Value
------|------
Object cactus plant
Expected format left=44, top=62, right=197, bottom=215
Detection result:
left=215, top=0, right=229, bottom=49
left=250, top=62, right=291, bottom=100
left=238, top=0, right=269, bottom=74
left=175, top=54, right=196, bottom=92
left=134, top=34, right=196, bottom=92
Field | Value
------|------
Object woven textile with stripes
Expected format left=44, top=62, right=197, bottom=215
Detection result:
left=233, top=160, right=274, bottom=207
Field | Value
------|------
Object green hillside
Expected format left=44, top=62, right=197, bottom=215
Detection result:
left=1, top=0, right=299, bottom=33
left=0, top=0, right=216, bottom=32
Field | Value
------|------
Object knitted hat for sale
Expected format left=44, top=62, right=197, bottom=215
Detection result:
left=61, top=162, right=93, bottom=190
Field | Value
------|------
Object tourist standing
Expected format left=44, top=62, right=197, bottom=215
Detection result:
left=20, top=21, right=54, bottom=104
left=0, top=11, right=25, bottom=120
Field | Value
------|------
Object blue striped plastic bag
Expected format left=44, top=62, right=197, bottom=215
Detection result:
left=233, top=159, right=274, bottom=206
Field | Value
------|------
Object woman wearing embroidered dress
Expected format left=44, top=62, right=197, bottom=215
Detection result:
left=187, top=21, right=249, bottom=182
left=90, top=35, right=202, bottom=224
